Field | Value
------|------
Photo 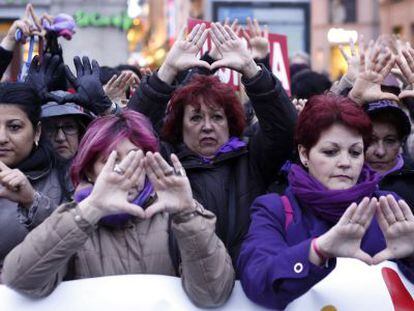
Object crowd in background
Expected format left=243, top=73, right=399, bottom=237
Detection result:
left=0, top=3, right=414, bottom=310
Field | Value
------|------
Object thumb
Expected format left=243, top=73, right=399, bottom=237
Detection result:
left=60, top=93, right=84, bottom=106
left=210, top=59, right=229, bottom=71
left=372, top=248, right=393, bottom=265
left=64, top=64, right=77, bottom=85
left=380, top=92, right=400, bottom=102
left=196, top=60, right=211, bottom=71
left=399, top=90, right=414, bottom=99
left=123, top=203, right=145, bottom=219
left=353, top=249, right=374, bottom=265
left=0, top=160, right=10, bottom=172
left=145, top=201, right=165, bottom=219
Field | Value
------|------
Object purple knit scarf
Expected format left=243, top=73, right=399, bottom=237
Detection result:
left=288, top=164, right=380, bottom=223
left=74, top=178, right=154, bottom=228
left=201, top=137, right=246, bottom=163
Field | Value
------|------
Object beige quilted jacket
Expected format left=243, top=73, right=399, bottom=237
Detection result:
left=2, top=201, right=235, bottom=308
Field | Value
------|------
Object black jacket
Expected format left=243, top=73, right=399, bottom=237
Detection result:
left=128, top=66, right=297, bottom=267
left=0, top=46, right=13, bottom=80
left=379, top=161, right=414, bottom=211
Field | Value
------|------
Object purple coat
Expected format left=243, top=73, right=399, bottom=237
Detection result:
left=237, top=188, right=414, bottom=309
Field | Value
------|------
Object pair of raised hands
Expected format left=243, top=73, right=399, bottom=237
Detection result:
left=313, top=196, right=414, bottom=265
left=208, top=17, right=270, bottom=62
left=80, top=150, right=195, bottom=221
left=158, top=23, right=261, bottom=84
left=26, top=53, right=113, bottom=116
left=341, top=36, right=414, bottom=104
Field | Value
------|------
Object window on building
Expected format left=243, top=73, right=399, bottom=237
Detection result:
left=329, top=0, right=356, bottom=24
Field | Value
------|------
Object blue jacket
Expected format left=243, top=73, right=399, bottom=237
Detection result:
left=237, top=188, right=414, bottom=309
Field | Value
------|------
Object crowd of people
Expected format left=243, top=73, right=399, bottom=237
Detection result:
left=0, top=4, right=414, bottom=310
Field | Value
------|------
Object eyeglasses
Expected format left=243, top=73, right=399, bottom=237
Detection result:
left=43, top=123, right=79, bottom=137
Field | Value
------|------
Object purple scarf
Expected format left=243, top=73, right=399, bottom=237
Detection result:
left=288, top=164, right=380, bottom=223
left=74, top=179, right=154, bottom=228
left=380, top=154, right=405, bottom=177
left=201, top=137, right=246, bottom=163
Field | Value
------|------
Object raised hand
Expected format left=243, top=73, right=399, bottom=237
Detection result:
left=209, top=18, right=241, bottom=60
left=0, top=161, right=35, bottom=208
left=395, top=42, right=414, bottom=99
left=338, top=37, right=360, bottom=83
left=349, top=40, right=399, bottom=105
left=292, top=98, right=307, bottom=114
left=210, top=23, right=259, bottom=78
left=144, top=152, right=194, bottom=218
left=314, top=197, right=378, bottom=265
left=158, top=24, right=210, bottom=84
left=372, top=195, right=414, bottom=264
left=63, top=56, right=112, bottom=115
left=244, top=17, right=269, bottom=60
left=25, top=53, right=63, bottom=101
left=79, top=150, right=146, bottom=222
left=103, top=71, right=139, bottom=104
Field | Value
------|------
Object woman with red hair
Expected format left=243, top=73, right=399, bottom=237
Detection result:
left=238, top=95, right=414, bottom=309
left=128, top=23, right=297, bottom=267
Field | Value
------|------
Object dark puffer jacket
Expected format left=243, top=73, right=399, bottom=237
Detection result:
left=128, top=66, right=297, bottom=267
left=379, top=161, right=414, bottom=211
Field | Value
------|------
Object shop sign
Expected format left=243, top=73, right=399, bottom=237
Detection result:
left=73, top=10, right=133, bottom=31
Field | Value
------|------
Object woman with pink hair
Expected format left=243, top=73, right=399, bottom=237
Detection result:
left=2, top=110, right=234, bottom=308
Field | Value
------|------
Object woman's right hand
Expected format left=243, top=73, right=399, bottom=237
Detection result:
left=348, top=40, right=399, bottom=105
left=79, top=150, right=146, bottom=223
left=158, top=24, right=210, bottom=84
left=311, top=197, right=378, bottom=265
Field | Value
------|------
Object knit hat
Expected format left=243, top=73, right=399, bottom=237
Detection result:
left=365, top=100, right=411, bottom=139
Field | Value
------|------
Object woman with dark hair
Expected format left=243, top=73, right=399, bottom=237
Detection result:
left=40, top=91, right=95, bottom=202
left=41, top=91, right=94, bottom=161
left=128, top=23, right=296, bottom=266
left=2, top=110, right=234, bottom=308
left=0, top=82, right=66, bottom=277
left=364, top=100, right=414, bottom=209
left=345, top=41, right=414, bottom=210
left=237, top=94, right=414, bottom=309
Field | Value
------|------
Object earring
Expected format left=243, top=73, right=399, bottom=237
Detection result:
left=34, top=140, right=39, bottom=147
left=303, top=162, right=308, bottom=167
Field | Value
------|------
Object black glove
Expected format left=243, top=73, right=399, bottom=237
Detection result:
left=63, top=56, right=112, bottom=115
left=25, top=53, right=62, bottom=102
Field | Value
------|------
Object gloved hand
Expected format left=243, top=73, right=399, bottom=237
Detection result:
left=63, top=56, right=112, bottom=115
left=25, top=53, right=62, bottom=101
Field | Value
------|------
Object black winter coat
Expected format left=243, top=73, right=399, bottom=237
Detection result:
left=128, top=66, right=297, bottom=267
left=379, top=161, right=414, bottom=211
left=0, top=46, right=13, bottom=80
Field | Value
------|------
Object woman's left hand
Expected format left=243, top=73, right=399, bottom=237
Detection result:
left=373, top=195, right=414, bottom=264
left=0, top=161, right=35, bottom=207
left=144, top=152, right=194, bottom=218
left=210, top=23, right=260, bottom=79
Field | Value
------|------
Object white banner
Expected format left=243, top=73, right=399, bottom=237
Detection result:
left=1, top=259, right=413, bottom=310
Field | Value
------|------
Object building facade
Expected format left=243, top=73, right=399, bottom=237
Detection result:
left=379, top=0, right=414, bottom=42
left=311, top=0, right=380, bottom=79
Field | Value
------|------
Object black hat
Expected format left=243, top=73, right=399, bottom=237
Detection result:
left=365, top=100, right=411, bottom=139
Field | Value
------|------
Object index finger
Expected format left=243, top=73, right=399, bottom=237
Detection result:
left=0, top=160, right=10, bottom=172
left=101, top=150, right=117, bottom=175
